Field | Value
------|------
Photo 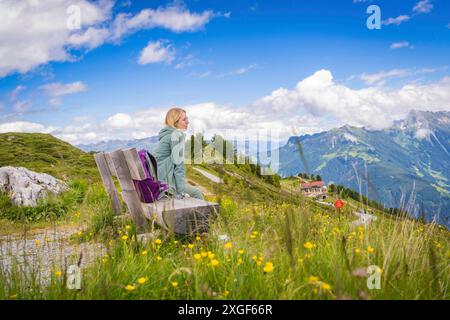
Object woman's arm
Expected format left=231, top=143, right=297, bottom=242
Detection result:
left=170, top=130, right=186, bottom=194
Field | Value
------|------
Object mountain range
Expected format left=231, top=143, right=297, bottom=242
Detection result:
left=77, top=136, right=159, bottom=153
left=272, top=110, right=450, bottom=226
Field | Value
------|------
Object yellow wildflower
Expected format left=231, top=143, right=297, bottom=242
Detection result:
left=155, top=239, right=162, bottom=245
left=141, top=250, right=148, bottom=256
left=224, top=242, right=232, bottom=249
left=54, top=270, right=62, bottom=277
left=207, top=252, right=215, bottom=259
left=321, top=282, right=332, bottom=291
left=308, top=276, right=319, bottom=284
left=122, top=235, right=128, bottom=241
left=156, top=256, right=162, bottom=261
left=201, top=251, right=208, bottom=258
left=210, top=259, right=220, bottom=267
left=238, top=249, right=245, bottom=255
left=367, top=246, right=375, bottom=253
left=125, top=225, right=131, bottom=230
left=173, top=240, right=178, bottom=245
left=303, top=241, right=315, bottom=250
left=223, top=290, right=230, bottom=297
left=237, top=258, right=243, bottom=265
left=35, top=239, right=41, bottom=247
left=194, top=253, right=202, bottom=260
left=171, top=282, right=178, bottom=288
left=188, top=243, right=194, bottom=249
left=137, top=277, right=148, bottom=285
left=354, top=248, right=361, bottom=254
left=124, top=284, right=136, bottom=291
left=196, top=236, right=201, bottom=241
left=263, top=262, right=274, bottom=273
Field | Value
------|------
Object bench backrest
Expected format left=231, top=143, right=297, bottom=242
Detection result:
left=94, top=148, right=148, bottom=230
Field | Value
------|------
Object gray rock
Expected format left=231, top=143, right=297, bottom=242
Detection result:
left=0, top=166, right=68, bottom=206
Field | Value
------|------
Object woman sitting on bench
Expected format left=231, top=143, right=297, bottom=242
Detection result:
left=153, top=108, right=204, bottom=200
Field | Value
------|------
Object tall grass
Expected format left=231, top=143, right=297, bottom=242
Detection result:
left=1, top=184, right=448, bottom=300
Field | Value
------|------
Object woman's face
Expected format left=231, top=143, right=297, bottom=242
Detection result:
left=176, top=112, right=189, bottom=130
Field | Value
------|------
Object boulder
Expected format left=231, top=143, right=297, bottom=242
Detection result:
left=0, top=166, right=68, bottom=206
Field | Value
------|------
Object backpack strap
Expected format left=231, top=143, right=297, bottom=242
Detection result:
left=145, top=151, right=159, bottom=180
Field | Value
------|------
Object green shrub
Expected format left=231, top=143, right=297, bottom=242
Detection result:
left=0, top=179, right=88, bottom=222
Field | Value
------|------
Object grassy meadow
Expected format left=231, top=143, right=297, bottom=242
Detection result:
left=0, top=133, right=449, bottom=300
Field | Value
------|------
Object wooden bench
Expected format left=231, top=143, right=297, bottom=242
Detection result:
left=94, top=147, right=219, bottom=235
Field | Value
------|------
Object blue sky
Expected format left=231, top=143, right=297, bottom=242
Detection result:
left=0, top=0, right=449, bottom=144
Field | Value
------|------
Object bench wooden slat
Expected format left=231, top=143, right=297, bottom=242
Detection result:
left=122, top=148, right=146, bottom=180
left=104, top=153, right=117, bottom=178
left=94, top=152, right=121, bottom=215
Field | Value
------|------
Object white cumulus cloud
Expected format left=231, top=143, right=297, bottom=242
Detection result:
left=0, top=0, right=114, bottom=78
left=138, top=40, right=175, bottom=65
left=383, top=15, right=410, bottom=26
left=0, top=121, right=57, bottom=134
left=390, top=41, right=412, bottom=50
left=40, top=81, right=87, bottom=106
left=413, top=0, right=433, bottom=14
left=254, top=70, right=450, bottom=130
left=3, top=70, right=450, bottom=145
left=0, top=1, right=219, bottom=78
left=111, top=3, right=215, bottom=41
left=41, top=81, right=87, bottom=97
left=360, top=69, right=411, bottom=85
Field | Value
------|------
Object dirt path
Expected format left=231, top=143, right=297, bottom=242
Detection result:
left=193, top=167, right=224, bottom=184
left=0, top=225, right=106, bottom=287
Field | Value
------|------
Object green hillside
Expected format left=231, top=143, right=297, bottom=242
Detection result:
left=0, top=132, right=98, bottom=181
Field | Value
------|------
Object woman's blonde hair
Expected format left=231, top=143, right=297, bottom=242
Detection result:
left=165, top=107, right=186, bottom=128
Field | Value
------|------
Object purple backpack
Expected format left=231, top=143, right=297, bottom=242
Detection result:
left=133, top=150, right=168, bottom=203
